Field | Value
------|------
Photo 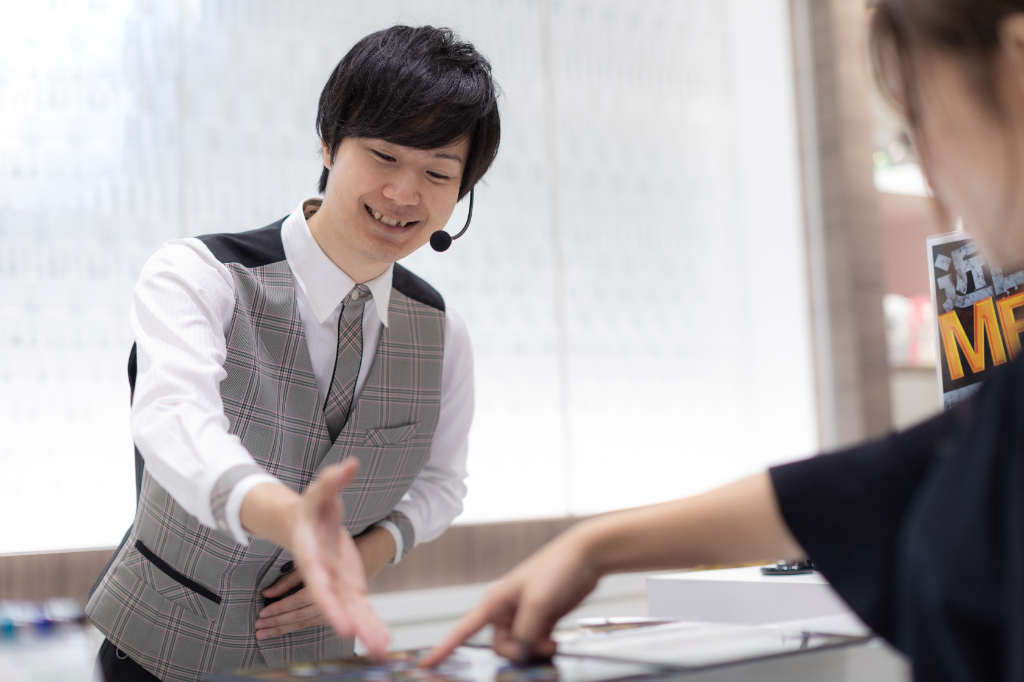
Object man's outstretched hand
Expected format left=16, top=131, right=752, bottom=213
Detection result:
left=291, top=460, right=390, bottom=659
left=240, top=459, right=390, bottom=661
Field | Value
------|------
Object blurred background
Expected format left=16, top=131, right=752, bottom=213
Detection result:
left=0, top=0, right=943, bottom=638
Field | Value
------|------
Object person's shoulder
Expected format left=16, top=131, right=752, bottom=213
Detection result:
left=196, top=217, right=288, bottom=268
left=133, top=238, right=237, bottom=311
left=392, top=263, right=445, bottom=312
left=141, top=237, right=229, bottom=282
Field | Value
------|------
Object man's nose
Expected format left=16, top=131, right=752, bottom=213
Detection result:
left=381, top=170, right=420, bottom=206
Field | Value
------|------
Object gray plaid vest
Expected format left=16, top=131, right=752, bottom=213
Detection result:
left=86, top=219, right=446, bottom=682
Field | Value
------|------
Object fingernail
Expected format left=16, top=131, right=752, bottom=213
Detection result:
left=255, top=620, right=266, bottom=628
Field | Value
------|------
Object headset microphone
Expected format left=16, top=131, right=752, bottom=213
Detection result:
left=430, top=189, right=474, bottom=252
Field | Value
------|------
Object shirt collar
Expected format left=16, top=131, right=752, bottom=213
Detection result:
left=281, top=197, right=393, bottom=327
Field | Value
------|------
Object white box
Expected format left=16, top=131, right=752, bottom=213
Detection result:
left=647, top=566, right=857, bottom=626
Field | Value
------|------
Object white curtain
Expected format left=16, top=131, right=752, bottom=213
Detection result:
left=0, top=0, right=816, bottom=552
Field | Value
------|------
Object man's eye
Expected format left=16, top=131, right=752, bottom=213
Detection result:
left=374, top=150, right=396, bottom=162
left=428, top=172, right=451, bottom=180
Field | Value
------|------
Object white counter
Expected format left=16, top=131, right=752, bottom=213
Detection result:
left=645, top=567, right=909, bottom=681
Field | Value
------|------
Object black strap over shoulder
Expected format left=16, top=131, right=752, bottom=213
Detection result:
left=197, top=218, right=287, bottom=268
left=392, top=263, right=445, bottom=311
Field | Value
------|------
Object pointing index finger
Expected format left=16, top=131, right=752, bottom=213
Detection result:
left=419, top=604, right=493, bottom=668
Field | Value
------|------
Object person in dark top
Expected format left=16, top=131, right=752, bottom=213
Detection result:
left=422, top=2, right=1024, bottom=681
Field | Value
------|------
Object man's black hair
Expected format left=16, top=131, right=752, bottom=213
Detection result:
left=316, top=25, right=501, bottom=200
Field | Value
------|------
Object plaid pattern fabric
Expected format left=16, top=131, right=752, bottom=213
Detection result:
left=87, top=256, right=445, bottom=682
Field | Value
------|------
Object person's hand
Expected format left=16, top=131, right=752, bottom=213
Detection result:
left=288, top=459, right=390, bottom=660
left=422, top=472, right=805, bottom=667
left=254, top=526, right=397, bottom=640
left=255, top=568, right=320, bottom=640
left=419, top=526, right=602, bottom=667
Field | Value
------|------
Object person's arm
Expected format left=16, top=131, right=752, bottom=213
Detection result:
left=131, top=240, right=279, bottom=543
left=768, top=410, right=953, bottom=640
left=421, top=471, right=800, bottom=666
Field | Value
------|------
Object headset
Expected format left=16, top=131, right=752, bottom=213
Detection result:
left=429, top=189, right=474, bottom=252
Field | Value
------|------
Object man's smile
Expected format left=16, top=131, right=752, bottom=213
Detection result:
left=364, top=203, right=419, bottom=229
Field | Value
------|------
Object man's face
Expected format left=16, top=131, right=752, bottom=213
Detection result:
left=318, top=136, right=470, bottom=268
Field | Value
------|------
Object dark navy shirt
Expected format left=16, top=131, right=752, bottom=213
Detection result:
left=770, top=356, right=1024, bottom=682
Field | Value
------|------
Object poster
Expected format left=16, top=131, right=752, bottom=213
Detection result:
left=927, top=232, right=1024, bottom=408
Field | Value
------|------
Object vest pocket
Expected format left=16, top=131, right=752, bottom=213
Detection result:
left=133, top=540, right=222, bottom=620
left=363, top=423, right=420, bottom=447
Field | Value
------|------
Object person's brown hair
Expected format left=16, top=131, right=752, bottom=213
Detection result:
left=870, top=0, right=1024, bottom=126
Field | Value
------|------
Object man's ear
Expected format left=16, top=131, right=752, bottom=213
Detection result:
left=321, top=141, right=332, bottom=169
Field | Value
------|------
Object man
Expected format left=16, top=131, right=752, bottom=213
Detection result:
left=87, top=25, right=501, bottom=682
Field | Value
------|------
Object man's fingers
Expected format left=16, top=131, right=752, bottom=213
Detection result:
left=262, top=568, right=304, bottom=599
left=258, top=586, right=312, bottom=618
left=304, top=558, right=358, bottom=637
left=254, top=609, right=328, bottom=640
left=293, top=521, right=359, bottom=638
left=254, top=625, right=290, bottom=640
left=255, top=603, right=323, bottom=633
left=420, top=604, right=495, bottom=667
left=350, top=596, right=390, bottom=661
left=291, top=459, right=388, bottom=651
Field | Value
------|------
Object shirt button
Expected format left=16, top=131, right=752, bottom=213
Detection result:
left=351, top=291, right=360, bottom=300
left=281, top=560, right=295, bottom=574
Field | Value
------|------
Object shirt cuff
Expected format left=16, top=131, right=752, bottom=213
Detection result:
left=223, top=472, right=281, bottom=545
left=374, top=520, right=405, bottom=565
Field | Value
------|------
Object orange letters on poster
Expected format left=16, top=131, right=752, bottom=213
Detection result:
left=938, top=297, right=1008, bottom=380
left=997, top=293, right=1024, bottom=360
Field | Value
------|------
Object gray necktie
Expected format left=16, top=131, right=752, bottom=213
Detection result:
left=324, top=284, right=371, bottom=442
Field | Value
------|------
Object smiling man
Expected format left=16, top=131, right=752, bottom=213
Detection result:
left=86, top=26, right=500, bottom=682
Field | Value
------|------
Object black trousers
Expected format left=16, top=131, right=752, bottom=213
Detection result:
left=97, top=639, right=162, bottom=682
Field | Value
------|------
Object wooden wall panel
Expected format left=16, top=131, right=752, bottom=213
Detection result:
left=0, top=548, right=115, bottom=605
left=367, top=517, right=581, bottom=593
left=792, top=0, right=893, bottom=446
left=0, top=518, right=584, bottom=605
left=878, top=192, right=951, bottom=298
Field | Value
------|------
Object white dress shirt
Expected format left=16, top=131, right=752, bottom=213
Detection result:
left=129, top=198, right=473, bottom=562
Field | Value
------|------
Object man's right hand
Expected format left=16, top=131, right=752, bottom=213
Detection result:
left=290, top=460, right=390, bottom=657
left=241, top=459, right=390, bottom=660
